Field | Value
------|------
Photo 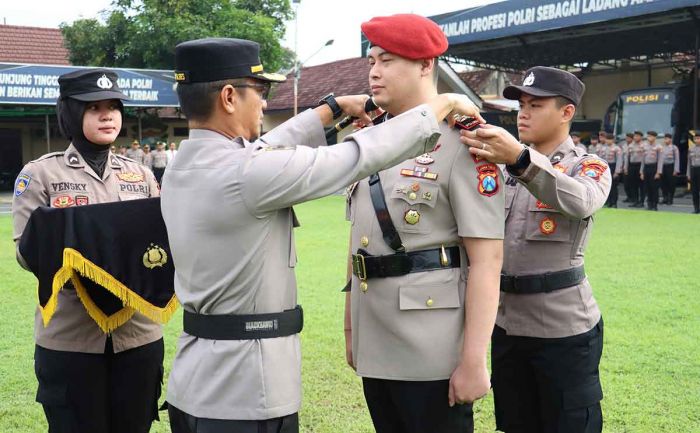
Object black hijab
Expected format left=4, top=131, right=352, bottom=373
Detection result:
left=56, top=97, right=124, bottom=178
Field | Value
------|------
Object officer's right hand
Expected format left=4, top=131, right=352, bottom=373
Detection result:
left=448, top=360, right=490, bottom=406
left=426, top=94, right=485, bottom=127
left=336, top=95, right=374, bottom=126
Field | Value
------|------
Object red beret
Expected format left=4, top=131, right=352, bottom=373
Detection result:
left=361, top=14, right=448, bottom=60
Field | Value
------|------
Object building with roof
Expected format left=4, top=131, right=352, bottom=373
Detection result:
left=0, top=24, right=187, bottom=190
left=263, top=56, right=485, bottom=141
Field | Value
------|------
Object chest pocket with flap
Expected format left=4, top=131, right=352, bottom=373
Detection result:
left=525, top=196, right=571, bottom=242
left=389, top=181, right=440, bottom=235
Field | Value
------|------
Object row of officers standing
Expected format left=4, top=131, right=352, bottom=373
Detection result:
left=13, top=12, right=637, bottom=433
left=122, top=140, right=177, bottom=183
left=572, top=129, right=700, bottom=213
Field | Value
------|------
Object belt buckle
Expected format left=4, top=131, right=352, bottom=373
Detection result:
left=352, top=254, right=367, bottom=281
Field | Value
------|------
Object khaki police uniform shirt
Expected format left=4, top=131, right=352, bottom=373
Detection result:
left=152, top=149, right=168, bottom=168
left=497, top=138, right=611, bottom=338
left=143, top=152, right=153, bottom=169
left=126, top=147, right=145, bottom=164
left=347, top=122, right=505, bottom=380
left=12, top=144, right=162, bottom=353
left=627, top=141, right=644, bottom=165
left=641, top=141, right=662, bottom=173
left=599, top=144, right=623, bottom=174
left=687, top=145, right=700, bottom=177
left=659, top=144, right=680, bottom=173
left=160, top=106, right=441, bottom=420
left=620, top=141, right=630, bottom=171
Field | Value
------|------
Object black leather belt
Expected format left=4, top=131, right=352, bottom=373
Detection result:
left=183, top=305, right=303, bottom=340
left=500, top=266, right=585, bottom=294
left=352, top=246, right=460, bottom=280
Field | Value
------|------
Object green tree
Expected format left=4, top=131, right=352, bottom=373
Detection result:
left=60, top=0, right=293, bottom=71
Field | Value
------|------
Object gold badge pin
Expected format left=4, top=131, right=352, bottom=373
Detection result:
left=361, top=236, right=369, bottom=247
left=408, top=192, right=417, bottom=200
left=360, top=281, right=368, bottom=292
left=426, top=297, right=434, bottom=307
left=404, top=209, right=420, bottom=225
left=422, top=191, right=432, bottom=201
left=143, top=244, right=168, bottom=269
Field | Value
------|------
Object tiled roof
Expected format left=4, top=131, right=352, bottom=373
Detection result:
left=266, top=57, right=370, bottom=111
left=0, top=25, right=70, bottom=65
left=457, top=70, right=521, bottom=94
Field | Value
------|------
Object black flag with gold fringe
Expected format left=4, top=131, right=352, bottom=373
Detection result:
left=19, top=197, right=178, bottom=333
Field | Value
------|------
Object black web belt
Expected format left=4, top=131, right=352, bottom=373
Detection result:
left=183, top=305, right=303, bottom=340
left=369, top=173, right=405, bottom=252
left=500, top=266, right=585, bottom=294
left=352, top=246, right=461, bottom=280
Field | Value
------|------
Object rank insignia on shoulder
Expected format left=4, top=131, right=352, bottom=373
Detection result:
left=452, top=115, right=481, bottom=131
left=117, top=172, right=145, bottom=183
left=400, top=168, right=438, bottom=180
left=53, top=195, right=75, bottom=208
left=579, top=160, right=607, bottom=182
left=14, top=173, right=31, bottom=197
left=143, top=244, right=168, bottom=269
left=477, top=163, right=499, bottom=197
left=540, top=216, right=557, bottom=235
left=415, top=153, right=434, bottom=165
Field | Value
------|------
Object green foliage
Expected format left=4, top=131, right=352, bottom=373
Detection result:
left=1, top=200, right=699, bottom=432
left=60, top=0, right=293, bottom=71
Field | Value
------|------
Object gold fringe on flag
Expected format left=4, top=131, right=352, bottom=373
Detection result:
left=39, top=247, right=179, bottom=333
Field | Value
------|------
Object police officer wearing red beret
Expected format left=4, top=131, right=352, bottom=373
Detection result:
left=345, top=14, right=504, bottom=433
left=160, top=36, right=483, bottom=433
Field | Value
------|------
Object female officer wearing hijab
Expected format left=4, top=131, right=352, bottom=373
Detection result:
left=12, top=69, right=163, bottom=433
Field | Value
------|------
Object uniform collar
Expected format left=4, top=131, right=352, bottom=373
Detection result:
left=189, top=128, right=247, bottom=148
left=548, top=136, right=575, bottom=165
left=109, top=152, right=122, bottom=168
left=65, top=143, right=117, bottom=182
left=64, top=143, right=84, bottom=167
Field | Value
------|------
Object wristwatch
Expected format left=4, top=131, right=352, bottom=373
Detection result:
left=507, top=146, right=531, bottom=173
left=318, top=93, right=343, bottom=120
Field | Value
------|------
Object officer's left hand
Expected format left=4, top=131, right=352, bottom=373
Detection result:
left=460, top=124, right=524, bottom=165
left=654, top=173, right=661, bottom=180
left=448, top=361, right=490, bottom=406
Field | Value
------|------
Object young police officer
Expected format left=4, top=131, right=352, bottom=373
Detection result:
left=160, top=37, right=483, bottom=433
left=345, top=14, right=503, bottom=433
left=462, top=66, right=611, bottom=433
left=12, top=69, right=163, bottom=433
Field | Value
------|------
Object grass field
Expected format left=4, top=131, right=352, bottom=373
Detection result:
left=1, top=195, right=699, bottom=432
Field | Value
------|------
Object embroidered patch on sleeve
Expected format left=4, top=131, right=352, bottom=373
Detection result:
left=477, top=163, right=499, bottom=197
left=578, top=160, right=607, bottom=182
left=14, top=173, right=32, bottom=197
